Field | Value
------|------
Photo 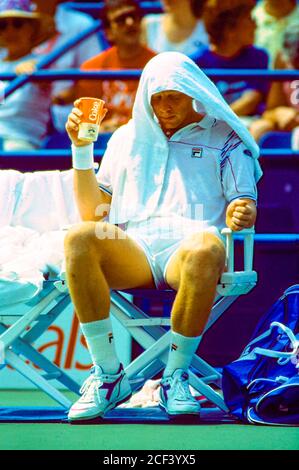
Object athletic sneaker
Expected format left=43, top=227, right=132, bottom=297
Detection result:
left=68, top=364, right=132, bottom=422
left=159, top=369, right=200, bottom=416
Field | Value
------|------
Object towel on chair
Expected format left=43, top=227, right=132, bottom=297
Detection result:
left=0, top=170, right=24, bottom=227
left=97, top=52, right=262, bottom=224
left=11, top=169, right=80, bottom=232
left=0, top=226, right=69, bottom=307
left=0, top=169, right=80, bottom=306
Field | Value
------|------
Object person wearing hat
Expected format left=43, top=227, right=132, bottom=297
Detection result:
left=0, top=0, right=53, bottom=150
left=0, top=0, right=54, bottom=59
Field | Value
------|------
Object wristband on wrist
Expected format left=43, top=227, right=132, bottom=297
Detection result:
left=72, top=143, right=94, bottom=170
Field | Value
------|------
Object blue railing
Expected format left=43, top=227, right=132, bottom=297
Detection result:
left=1, top=69, right=298, bottom=86
left=1, top=0, right=162, bottom=97
left=0, top=149, right=298, bottom=159
left=2, top=23, right=103, bottom=100
left=234, top=234, right=299, bottom=244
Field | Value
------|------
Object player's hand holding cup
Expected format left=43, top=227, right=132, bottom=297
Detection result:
left=66, top=97, right=107, bottom=147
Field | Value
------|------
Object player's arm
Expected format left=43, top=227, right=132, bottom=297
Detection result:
left=221, top=132, right=258, bottom=231
left=66, top=100, right=110, bottom=222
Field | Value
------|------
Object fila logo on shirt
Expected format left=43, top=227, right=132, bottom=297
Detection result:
left=171, top=343, right=178, bottom=351
left=191, top=147, right=203, bottom=158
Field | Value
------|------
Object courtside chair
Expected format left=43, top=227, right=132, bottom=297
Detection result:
left=56, top=227, right=257, bottom=413
left=0, top=281, right=80, bottom=409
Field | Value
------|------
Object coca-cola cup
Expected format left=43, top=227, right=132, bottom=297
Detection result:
left=77, top=97, right=105, bottom=142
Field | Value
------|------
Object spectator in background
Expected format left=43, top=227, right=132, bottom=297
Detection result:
left=32, top=0, right=103, bottom=132
left=0, top=0, right=52, bottom=150
left=250, top=25, right=299, bottom=145
left=253, top=0, right=299, bottom=67
left=192, top=0, right=269, bottom=125
left=142, top=0, right=209, bottom=56
left=55, top=0, right=156, bottom=133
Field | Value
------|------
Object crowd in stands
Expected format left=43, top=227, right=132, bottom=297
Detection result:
left=192, top=0, right=269, bottom=126
left=142, top=0, right=209, bottom=55
left=55, top=0, right=156, bottom=132
left=0, top=0, right=298, bottom=151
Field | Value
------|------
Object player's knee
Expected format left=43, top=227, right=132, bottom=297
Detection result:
left=64, top=222, right=99, bottom=258
left=181, top=240, right=225, bottom=279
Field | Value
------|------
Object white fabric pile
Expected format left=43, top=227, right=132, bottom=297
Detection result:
left=0, top=169, right=79, bottom=307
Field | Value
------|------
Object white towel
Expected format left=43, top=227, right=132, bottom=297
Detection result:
left=0, top=226, right=70, bottom=307
left=98, top=52, right=262, bottom=224
left=0, top=226, right=44, bottom=306
left=0, top=169, right=80, bottom=306
left=11, top=169, right=80, bottom=232
left=0, top=170, right=24, bottom=227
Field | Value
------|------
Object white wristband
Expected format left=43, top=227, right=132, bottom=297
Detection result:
left=72, top=143, right=94, bottom=170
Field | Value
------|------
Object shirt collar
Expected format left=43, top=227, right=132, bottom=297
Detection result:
left=169, top=115, right=216, bottom=140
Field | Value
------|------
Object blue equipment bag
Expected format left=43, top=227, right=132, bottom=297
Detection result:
left=222, top=285, right=299, bottom=426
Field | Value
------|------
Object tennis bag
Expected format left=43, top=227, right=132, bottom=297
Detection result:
left=222, top=285, right=299, bottom=426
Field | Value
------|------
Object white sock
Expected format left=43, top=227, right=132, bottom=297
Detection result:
left=80, top=318, right=120, bottom=374
left=163, top=331, right=202, bottom=377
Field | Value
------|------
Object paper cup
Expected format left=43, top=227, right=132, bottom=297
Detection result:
left=77, top=97, right=105, bottom=142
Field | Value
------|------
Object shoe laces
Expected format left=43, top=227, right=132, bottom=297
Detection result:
left=173, top=372, right=193, bottom=400
left=79, top=372, right=103, bottom=401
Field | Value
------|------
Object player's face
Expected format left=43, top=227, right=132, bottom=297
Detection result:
left=151, top=90, right=197, bottom=134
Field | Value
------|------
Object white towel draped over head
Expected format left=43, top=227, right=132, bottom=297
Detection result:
left=104, top=52, right=262, bottom=224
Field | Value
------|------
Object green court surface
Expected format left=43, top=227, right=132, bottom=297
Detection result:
left=0, top=390, right=298, bottom=450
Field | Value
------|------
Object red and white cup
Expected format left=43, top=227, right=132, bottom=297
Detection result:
left=77, top=97, right=105, bottom=142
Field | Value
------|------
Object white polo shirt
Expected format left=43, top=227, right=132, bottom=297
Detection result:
left=97, top=116, right=257, bottom=237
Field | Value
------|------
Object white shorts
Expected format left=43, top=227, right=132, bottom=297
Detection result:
left=125, top=216, right=224, bottom=289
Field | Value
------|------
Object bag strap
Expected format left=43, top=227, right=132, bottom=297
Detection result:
left=251, top=322, right=299, bottom=365
left=243, top=289, right=299, bottom=354
left=247, top=376, right=288, bottom=392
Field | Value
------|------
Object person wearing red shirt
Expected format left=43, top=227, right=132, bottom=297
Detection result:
left=56, top=0, right=156, bottom=133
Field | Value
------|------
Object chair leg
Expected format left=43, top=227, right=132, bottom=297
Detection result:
left=189, top=370, right=228, bottom=412
left=110, top=290, right=235, bottom=411
left=125, top=331, right=170, bottom=379
left=191, top=355, right=222, bottom=387
left=4, top=332, right=80, bottom=395
left=5, top=349, right=72, bottom=409
left=0, top=287, right=62, bottom=349
left=205, top=295, right=238, bottom=330
left=21, top=293, right=71, bottom=344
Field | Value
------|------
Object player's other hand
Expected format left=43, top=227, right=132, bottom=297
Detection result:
left=226, top=198, right=257, bottom=231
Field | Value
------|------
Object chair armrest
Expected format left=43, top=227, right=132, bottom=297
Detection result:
left=217, top=228, right=257, bottom=296
left=221, top=227, right=254, bottom=273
